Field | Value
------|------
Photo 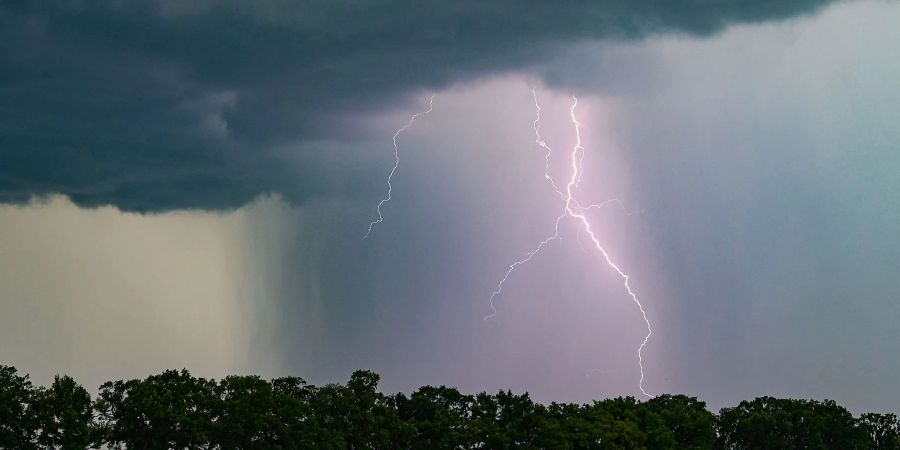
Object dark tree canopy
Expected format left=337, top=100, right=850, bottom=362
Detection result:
left=34, top=375, right=96, bottom=449
left=0, top=364, right=897, bottom=449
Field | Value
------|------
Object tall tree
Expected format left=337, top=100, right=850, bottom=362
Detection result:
left=33, top=375, right=97, bottom=449
left=643, top=394, right=716, bottom=449
left=393, top=385, right=474, bottom=450
left=95, top=369, right=217, bottom=449
left=588, top=397, right=652, bottom=449
left=309, top=370, right=411, bottom=449
left=270, top=376, right=338, bottom=448
left=0, top=365, right=38, bottom=449
left=212, top=375, right=280, bottom=449
left=210, top=374, right=335, bottom=449
left=858, top=412, right=900, bottom=449
left=716, top=396, right=868, bottom=449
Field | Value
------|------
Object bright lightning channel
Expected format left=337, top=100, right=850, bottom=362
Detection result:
left=486, top=90, right=654, bottom=398
left=364, top=95, right=435, bottom=239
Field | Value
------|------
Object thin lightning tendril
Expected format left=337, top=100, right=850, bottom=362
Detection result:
left=364, top=95, right=435, bottom=239
left=486, top=213, right=565, bottom=322
left=487, top=90, right=654, bottom=398
left=532, top=88, right=565, bottom=199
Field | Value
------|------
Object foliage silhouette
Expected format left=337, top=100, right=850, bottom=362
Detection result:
left=0, top=365, right=897, bottom=449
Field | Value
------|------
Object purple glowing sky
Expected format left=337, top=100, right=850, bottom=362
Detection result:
left=0, top=0, right=899, bottom=414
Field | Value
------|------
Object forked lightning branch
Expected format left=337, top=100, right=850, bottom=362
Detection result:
left=365, top=89, right=654, bottom=398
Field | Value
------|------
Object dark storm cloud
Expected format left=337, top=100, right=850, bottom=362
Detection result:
left=1, top=0, right=835, bottom=211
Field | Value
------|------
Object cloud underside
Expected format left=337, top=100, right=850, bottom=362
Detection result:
left=1, top=0, right=833, bottom=211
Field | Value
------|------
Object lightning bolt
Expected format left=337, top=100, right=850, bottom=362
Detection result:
left=487, top=90, right=654, bottom=398
left=364, top=95, right=435, bottom=239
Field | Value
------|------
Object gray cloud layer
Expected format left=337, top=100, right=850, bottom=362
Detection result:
left=1, top=0, right=835, bottom=211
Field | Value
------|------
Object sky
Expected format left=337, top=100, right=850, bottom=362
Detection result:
left=1, top=0, right=899, bottom=413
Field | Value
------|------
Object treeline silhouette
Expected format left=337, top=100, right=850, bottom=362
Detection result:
left=1, top=365, right=897, bottom=449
